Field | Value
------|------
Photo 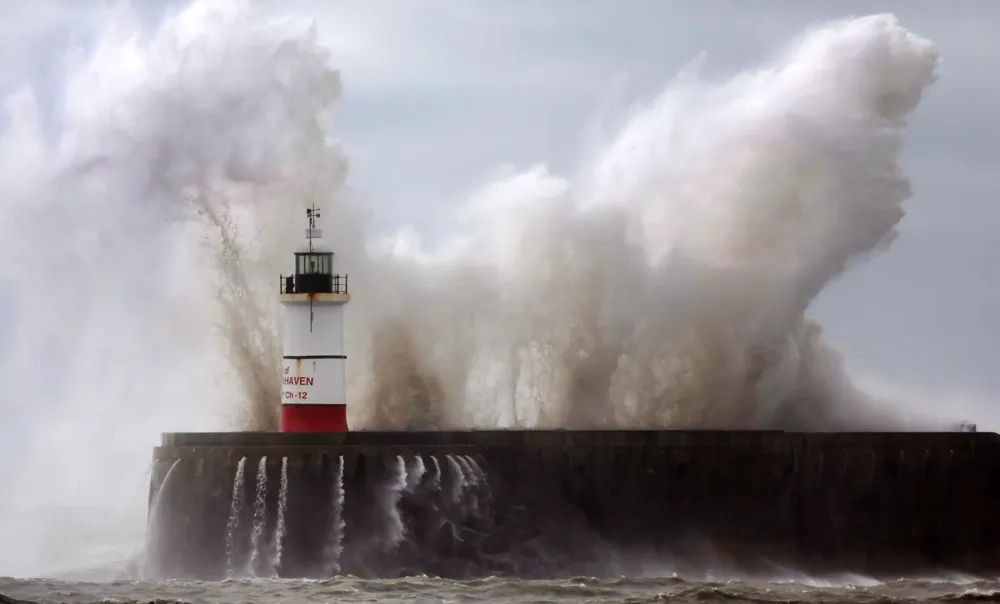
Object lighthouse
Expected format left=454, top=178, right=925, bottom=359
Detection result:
left=279, top=205, right=350, bottom=433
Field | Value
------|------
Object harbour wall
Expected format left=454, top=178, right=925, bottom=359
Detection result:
left=147, top=430, right=1000, bottom=579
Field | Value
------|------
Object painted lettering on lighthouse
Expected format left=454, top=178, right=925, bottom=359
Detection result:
left=280, top=356, right=343, bottom=406
left=281, top=361, right=315, bottom=402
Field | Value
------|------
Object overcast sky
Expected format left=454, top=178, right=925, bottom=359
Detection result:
left=1, top=0, right=998, bottom=413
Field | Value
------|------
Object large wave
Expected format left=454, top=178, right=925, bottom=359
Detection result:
left=0, top=0, right=964, bottom=577
left=350, top=13, right=948, bottom=432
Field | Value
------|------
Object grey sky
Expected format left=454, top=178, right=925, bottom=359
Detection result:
left=1, top=0, right=998, bottom=417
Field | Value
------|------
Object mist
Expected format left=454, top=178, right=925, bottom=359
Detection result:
left=0, top=0, right=983, bottom=578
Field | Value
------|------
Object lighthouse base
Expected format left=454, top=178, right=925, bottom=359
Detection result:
left=280, top=404, right=347, bottom=433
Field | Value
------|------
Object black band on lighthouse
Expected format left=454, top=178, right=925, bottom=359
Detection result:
left=283, top=355, right=347, bottom=360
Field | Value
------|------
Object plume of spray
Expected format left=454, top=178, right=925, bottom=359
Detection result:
left=0, top=0, right=970, bottom=577
left=351, top=13, right=956, bottom=432
left=0, top=0, right=358, bottom=576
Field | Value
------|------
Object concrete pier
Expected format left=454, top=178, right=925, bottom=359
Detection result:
left=147, top=430, right=1000, bottom=579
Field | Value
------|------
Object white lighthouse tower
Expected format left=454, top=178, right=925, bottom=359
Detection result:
left=279, top=205, right=350, bottom=433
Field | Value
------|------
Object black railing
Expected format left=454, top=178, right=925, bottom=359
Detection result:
left=280, top=274, right=349, bottom=295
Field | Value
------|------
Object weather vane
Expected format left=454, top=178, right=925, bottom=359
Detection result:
left=306, top=204, right=321, bottom=229
left=306, top=204, right=321, bottom=252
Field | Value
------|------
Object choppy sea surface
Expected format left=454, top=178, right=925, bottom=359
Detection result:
left=4, top=576, right=1000, bottom=604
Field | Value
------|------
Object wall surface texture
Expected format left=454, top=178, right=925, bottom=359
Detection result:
left=147, top=430, right=1000, bottom=579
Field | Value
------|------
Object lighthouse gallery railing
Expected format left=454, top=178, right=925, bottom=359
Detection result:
left=279, top=274, right=348, bottom=295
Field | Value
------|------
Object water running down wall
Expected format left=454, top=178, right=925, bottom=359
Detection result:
left=147, top=430, right=1000, bottom=580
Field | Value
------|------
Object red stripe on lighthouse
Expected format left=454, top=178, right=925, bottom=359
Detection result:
left=280, top=404, right=348, bottom=433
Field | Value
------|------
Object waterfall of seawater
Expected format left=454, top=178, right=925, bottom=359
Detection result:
left=464, top=455, right=492, bottom=519
left=407, top=455, right=427, bottom=493
left=457, top=456, right=478, bottom=486
left=247, top=456, right=268, bottom=576
left=430, top=456, right=442, bottom=490
left=455, top=456, right=483, bottom=517
left=463, top=456, right=486, bottom=484
left=142, top=459, right=181, bottom=579
left=269, top=456, right=289, bottom=577
left=447, top=455, right=467, bottom=505
left=324, top=455, right=346, bottom=575
left=384, top=455, right=408, bottom=550
left=206, top=453, right=495, bottom=575
left=225, top=456, right=248, bottom=578
left=209, top=453, right=496, bottom=575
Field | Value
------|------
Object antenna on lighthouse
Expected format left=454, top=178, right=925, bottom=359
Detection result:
left=303, top=204, right=324, bottom=330
left=305, top=204, right=321, bottom=253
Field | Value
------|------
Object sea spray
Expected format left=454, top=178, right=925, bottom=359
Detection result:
left=463, top=455, right=493, bottom=514
left=0, top=0, right=346, bottom=574
left=383, top=455, right=408, bottom=550
left=407, top=455, right=427, bottom=492
left=456, top=456, right=479, bottom=487
left=462, top=455, right=487, bottom=484
left=0, top=0, right=954, bottom=576
left=324, top=455, right=346, bottom=574
left=270, top=456, right=289, bottom=576
left=0, top=2, right=945, bottom=441
left=142, top=459, right=181, bottom=579
left=347, top=14, right=948, bottom=434
left=247, top=456, right=268, bottom=577
left=447, top=455, right=467, bottom=505
left=430, top=455, right=442, bottom=490
left=454, top=456, right=482, bottom=517
left=225, top=456, right=248, bottom=577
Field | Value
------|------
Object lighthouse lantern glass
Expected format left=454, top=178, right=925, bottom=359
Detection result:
left=296, top=252, right=333, bottom=276
left=290, top=252, right=336, bottom=295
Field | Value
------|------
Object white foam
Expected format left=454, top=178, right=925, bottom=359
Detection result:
left=224, top=456, right=248, bottom=577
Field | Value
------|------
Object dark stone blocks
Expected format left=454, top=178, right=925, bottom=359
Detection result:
left=147, top=430, right=1000, bottom=579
